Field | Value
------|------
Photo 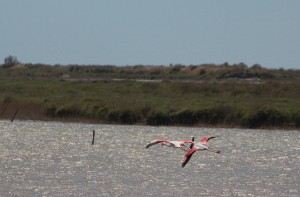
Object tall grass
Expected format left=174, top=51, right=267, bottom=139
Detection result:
left=1, top=78, right=299, bottom=128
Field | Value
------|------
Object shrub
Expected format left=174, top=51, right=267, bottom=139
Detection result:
left=194, top=106, right=229, bottom=125
left=93, top=106, right=108, bottom=119
left=147, top=111, right=172, bottom=125
left=45, top=104, right=57, bottom=116
left=170, top=65, right=182, bottom=73
left=107, top=110, right=121, bottom=122
left=171, top=110, right=198, bottom=125
left=55, top=105, right=82, bottom=117
left=247, top=108, right=287, bottom=128
left=292, top=111, right=300, bottom=127
left=120, top=110, right=142, bottom=124
left=3, top=55, right=19, bottom=68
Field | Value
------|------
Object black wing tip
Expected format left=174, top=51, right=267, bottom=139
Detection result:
left=181, top=155, right=191, bottom=168
left=206, top=136, right=218, bottom=142
left=182, top=160, right=188, bottom=168
left=212, top=135, right=221, bottom=139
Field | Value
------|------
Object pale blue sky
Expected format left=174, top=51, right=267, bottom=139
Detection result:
left=1, top=0, right=299, bottom=69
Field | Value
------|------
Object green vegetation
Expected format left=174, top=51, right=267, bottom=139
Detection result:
left=1, top=62, right=300, bottom=129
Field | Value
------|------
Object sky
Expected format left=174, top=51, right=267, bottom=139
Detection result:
left=1, top=0, right=299, bottom=69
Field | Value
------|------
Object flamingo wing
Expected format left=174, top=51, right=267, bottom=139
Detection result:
left=182, top=147, right=198, bottom=168
left=200, top=136, right=216, bottom=144
left=180, top=139, right=194, bottom=143
left=146, top=138, right=169, bottom=148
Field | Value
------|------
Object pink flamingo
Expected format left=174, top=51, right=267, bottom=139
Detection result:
left=146, top=137, right=194, bottom=152
left=182, top=136, right=220, bottom=168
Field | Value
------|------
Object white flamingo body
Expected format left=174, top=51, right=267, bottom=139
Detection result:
left=146, top=138, right=194, bottom=152
left=182, top=136, right=220, bottom=167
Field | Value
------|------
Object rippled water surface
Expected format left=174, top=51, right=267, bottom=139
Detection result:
left=0, top=120, right=299, bottom=196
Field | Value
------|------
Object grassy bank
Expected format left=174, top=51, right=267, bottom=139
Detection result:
left=1, top=78, right=300, bottom=129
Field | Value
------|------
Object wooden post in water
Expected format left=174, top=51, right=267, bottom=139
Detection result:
left=11, top=108, right=19, bottom=122
left=92, top=130, right=95, bottom=145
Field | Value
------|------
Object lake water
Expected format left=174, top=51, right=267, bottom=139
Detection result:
left=0, top=120, right=299, bottom=196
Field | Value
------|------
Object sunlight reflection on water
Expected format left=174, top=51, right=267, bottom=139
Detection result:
left=0, top=120, right=299, bottom=196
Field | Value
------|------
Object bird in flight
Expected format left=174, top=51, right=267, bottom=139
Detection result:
left=182, top=136, right=220, bottom=168
left=146, top=137, right=195, bottom=152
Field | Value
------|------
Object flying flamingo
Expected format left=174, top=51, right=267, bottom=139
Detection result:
left=182, top=136, right=220, bottom=168
left=146, top=137, right=194, bottom=152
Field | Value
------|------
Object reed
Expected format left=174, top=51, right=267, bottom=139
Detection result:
left=1, top=78, right=299, bottom=128
left=1, top=63, right=300, bottom=128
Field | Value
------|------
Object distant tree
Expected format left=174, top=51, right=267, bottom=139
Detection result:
left=170, top=64, right=183, bottom=73
left=251, top=64, right=262, bottom=69
left=237, top=62, right=248, bottom=69
left=223, top=62, right=229, bottom=67
left=199, top=69, right=206, bottom=75
left=3, top=55, right=19, bottom=67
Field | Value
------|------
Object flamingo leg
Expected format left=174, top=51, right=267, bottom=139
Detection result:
left=206, top=147, right=221, bottom=154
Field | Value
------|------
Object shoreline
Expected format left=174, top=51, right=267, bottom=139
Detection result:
left=1, top=108, right=298, bottom=131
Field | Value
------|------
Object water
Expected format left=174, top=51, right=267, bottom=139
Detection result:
left=0, top=120, right=299, bottom=196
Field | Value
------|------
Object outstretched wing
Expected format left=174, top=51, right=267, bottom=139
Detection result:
left=146, top=138, right=169, bottom=148
left=200, top=136, right=217, bottom=144
left=180, top=139, right=194, bottom=143
left=182, top=147, right=197, bottom=168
